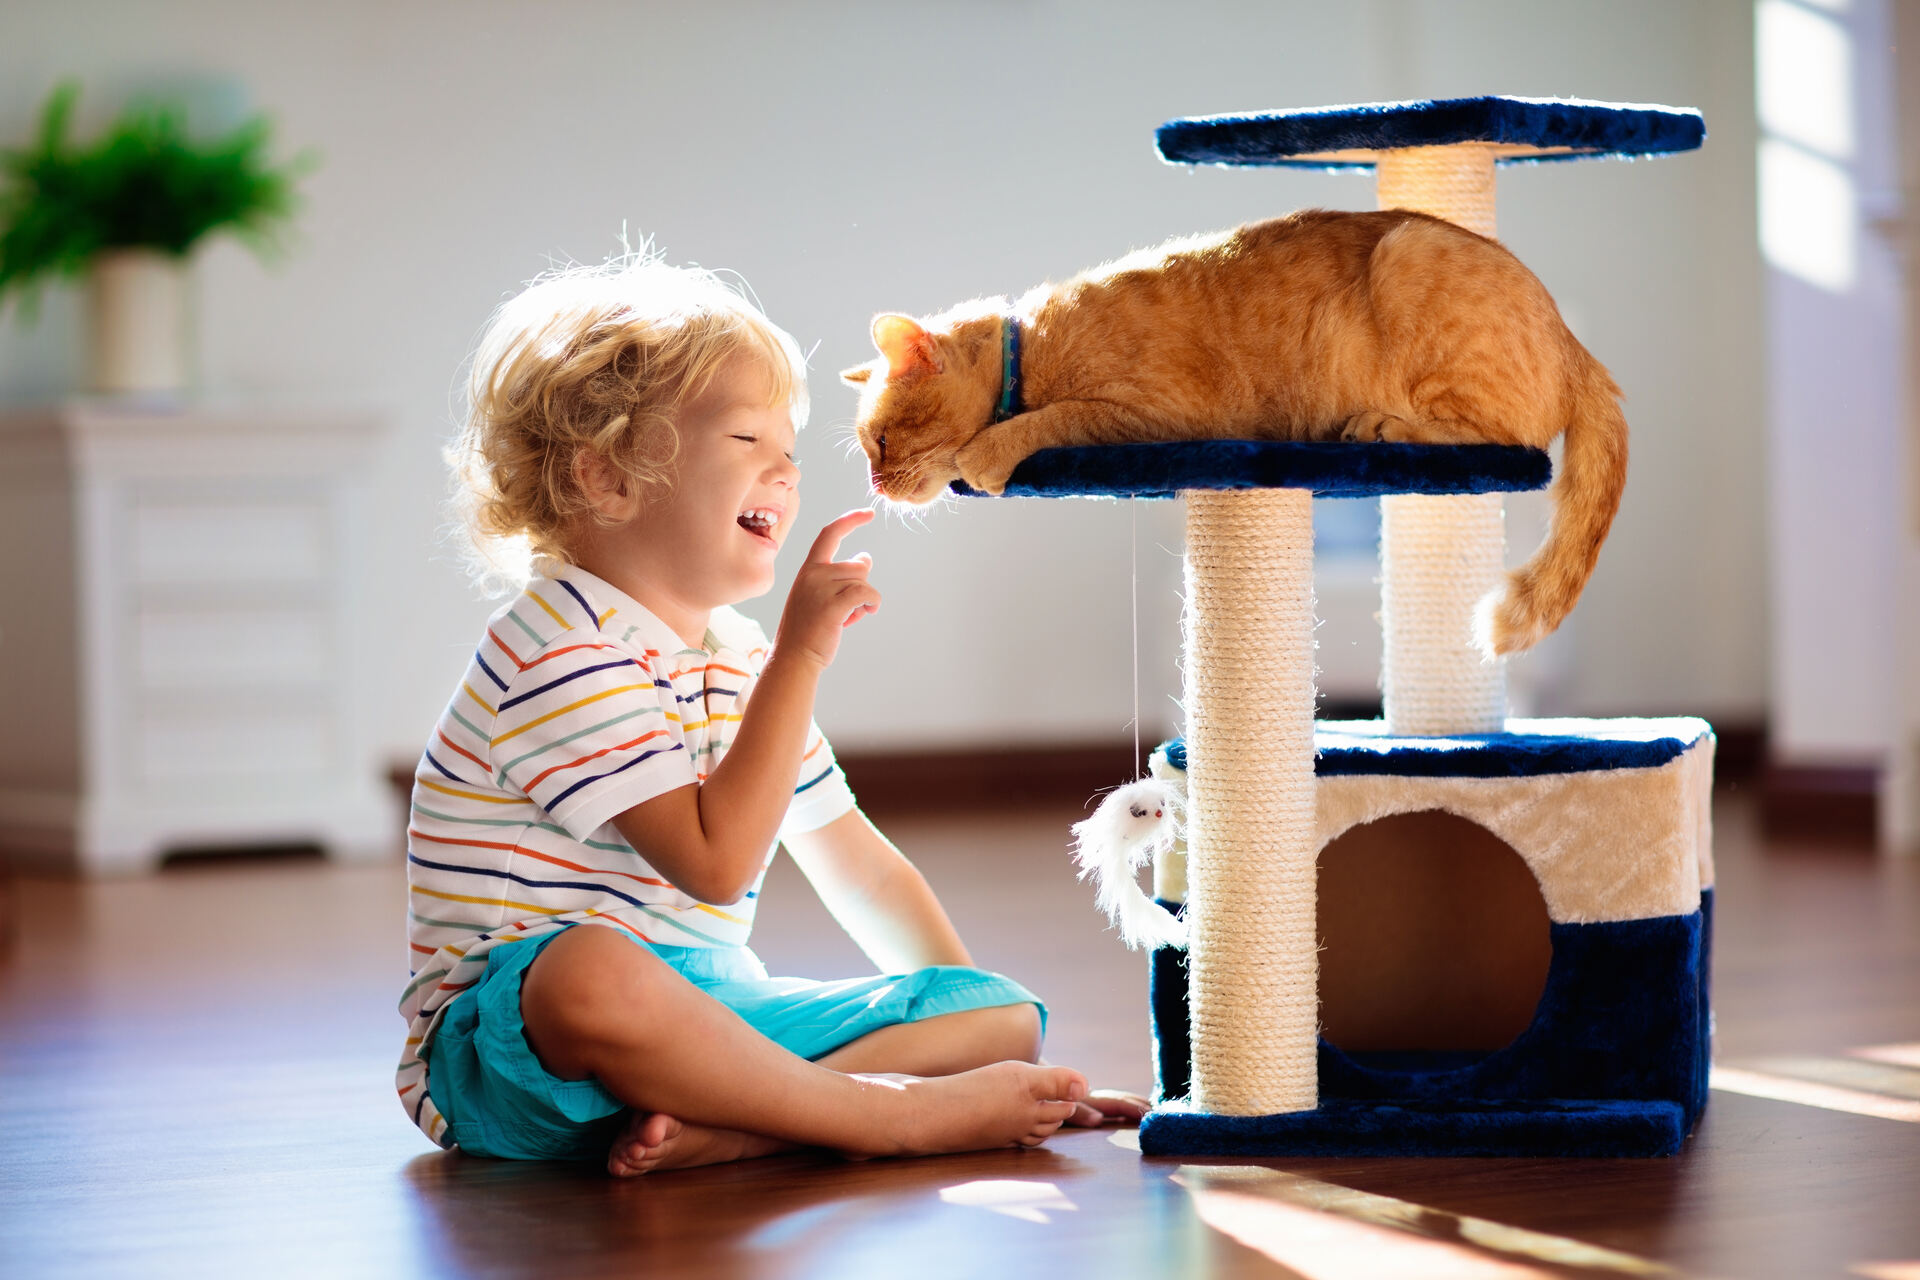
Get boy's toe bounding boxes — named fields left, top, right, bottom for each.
left=1035, top=1066, right=1087, bottom=1102
left=1065, top=1101, right=1105, bottom=1127
left=606, top=1111, right=683, bottom=1177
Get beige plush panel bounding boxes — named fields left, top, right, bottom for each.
left=1693, top=734, right=1718, bottom=891
left=1314, top=736, right=1713, bottom=925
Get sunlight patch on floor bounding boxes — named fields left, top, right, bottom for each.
left=1711, top=1064, right=1920, bottom=1122
left=937, top=1179, right=1077, bottom=1224
left=1174, top=1166, right=1678, bottom=1279
left=1851, top=1263, right=1920, bottom=1280
left=1851, top=1042, right=1920, bottom=1070
left=1742, top=1055, right=1920, bottom=1101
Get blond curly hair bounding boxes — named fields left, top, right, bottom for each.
left=448, top=253, right=809, bottom=587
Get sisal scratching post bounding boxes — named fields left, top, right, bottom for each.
left=1182, top=488, right=1318, bottom=1115
left=1376, top=145, right=1508, bottom=735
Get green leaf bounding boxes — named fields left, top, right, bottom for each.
left=0, top=80, right=316, bottom=316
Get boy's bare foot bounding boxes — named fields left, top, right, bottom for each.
left=605, top=1111, right=793, bottom=1178
left=854, top=1061, right=1087, bottom=1157
left=1064, top=1088, right=1152, bottom=1127
left=603, top=1064, right=1088, bottom=1173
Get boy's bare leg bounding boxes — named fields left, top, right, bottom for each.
left=604, top=1004, right=1044, bottom=1175
left=815, top=1003, right=1044, bottom=1075
left=816, top=1007, right=1148, bottom=1129
left=520, top=926, right=1085, bottom=1177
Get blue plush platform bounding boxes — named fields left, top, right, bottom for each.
left=949, top=440, right=1549, bottom=500
left=1163, top=717, right=1713, bottom=778
left=1140, top=1097, right=1687, bottom=1159
left=1156, top=96, right=1706, bottom=171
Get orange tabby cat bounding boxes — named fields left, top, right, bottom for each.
left=840, top=209, right=1626, bottom=656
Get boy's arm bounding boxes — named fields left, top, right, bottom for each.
left=609, top=512, right=878, bottom=905
left=781, top=808, right=972, bottom=973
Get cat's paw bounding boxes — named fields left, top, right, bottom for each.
left=1340, top=411, right=1398, bottom=443
left=956, top=433, right=1021, bottom=495
left=1344, top=413, right=1435, bottom=444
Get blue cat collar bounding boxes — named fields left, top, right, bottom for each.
left=994, top=315, right=1024, bottom=422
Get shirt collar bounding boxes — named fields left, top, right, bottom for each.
left=543, top=563, right=711, bottom=657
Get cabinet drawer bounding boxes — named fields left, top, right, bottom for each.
left=129, top=499, right=330, bottom=586
left=135, top=606, right=333, bottom=689
left=135, top=707, right=337, bottom=783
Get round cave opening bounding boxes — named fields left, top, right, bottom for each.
left=1317, top=809, right=1553, bottom=1057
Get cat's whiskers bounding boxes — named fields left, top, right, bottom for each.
left=868, top=475, right=943, bottom=526
left=829, top=421, right=866, bottom=456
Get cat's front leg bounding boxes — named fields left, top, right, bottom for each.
left=957, top=402, right=1154, bottom=494
left=956, top=420, right=1047, bottom=495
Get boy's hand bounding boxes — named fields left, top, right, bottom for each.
left=775, top=509, right=880, bottom=670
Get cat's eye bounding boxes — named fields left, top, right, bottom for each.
left=877, top=433, right=887, bottom=463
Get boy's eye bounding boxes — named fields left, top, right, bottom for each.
left=732, top=435, right=757, bottom=443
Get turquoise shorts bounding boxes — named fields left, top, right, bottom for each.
left=425, top=923, right=1046, bottom=1162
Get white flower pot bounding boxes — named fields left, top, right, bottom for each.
left=88, top=248, right=193, bottom=396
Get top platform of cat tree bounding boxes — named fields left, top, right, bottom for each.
left=949, top=440, right=1550, bottom=500
left=1155, top=96, right=1706, bottom=171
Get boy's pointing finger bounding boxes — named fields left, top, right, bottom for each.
left=808, top=508, right=876, bottom=564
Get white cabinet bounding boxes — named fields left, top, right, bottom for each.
left=0, top=402, right=391, bottom=874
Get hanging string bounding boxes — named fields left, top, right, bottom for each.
left=1131, top=495, right=1142, bottom=781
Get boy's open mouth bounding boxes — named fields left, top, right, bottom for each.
left=737, top=507, right=780, bottom=545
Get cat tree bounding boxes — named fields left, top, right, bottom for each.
left=962, top=97, right=1715, bottom=1156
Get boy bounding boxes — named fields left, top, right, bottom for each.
left=399, top=257, right=1138, bottom=1176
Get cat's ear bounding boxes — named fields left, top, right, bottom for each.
left=871, top=313, right=942, bottom=378
left=840, top=365, right=872, bottom=385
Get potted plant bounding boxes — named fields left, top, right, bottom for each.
left=0, top=82, right=313, bottom=397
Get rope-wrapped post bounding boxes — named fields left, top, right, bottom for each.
left=1375, top=144, right=1509, bottom=736
left=1182, top=488, right=1318, bottom=1115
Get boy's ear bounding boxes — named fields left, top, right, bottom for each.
left=573, top=448, right=636, bottom=519
left=871, top=313, right=941, bottom=379
left=840, top=365, right=872, bottom=385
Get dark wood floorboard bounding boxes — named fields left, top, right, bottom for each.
left=2, top=793, right=1917, bottom=1279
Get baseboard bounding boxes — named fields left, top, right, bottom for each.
left=1711, top=722, right=1766, bottom=786
left=836, top=743, right=1139, bottom=818
left=1759, top=759, right=1879, bottom=844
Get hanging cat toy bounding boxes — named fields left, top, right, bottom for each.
left=1070, top=769, right=1187, bottom=952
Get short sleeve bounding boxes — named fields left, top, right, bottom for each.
left=780, top=722, right=858, bottom=839
left=492, top=641, right=696, bottom=841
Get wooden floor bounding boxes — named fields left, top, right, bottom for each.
left=2, top=791, right=1918, bottom=1279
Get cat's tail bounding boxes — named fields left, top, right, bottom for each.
left=1474, top=352, right=1629, bottom=656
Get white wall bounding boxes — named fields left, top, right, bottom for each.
left=1880, top=0, right=1920, bottom=851
left=0, top=0, right=1770, bottom=770
left=1761, top=0, right=1908, bottom=779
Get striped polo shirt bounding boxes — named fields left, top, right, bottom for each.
left=396, top=563, right=856, bottom=1146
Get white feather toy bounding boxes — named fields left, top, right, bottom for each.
left=1070, top=778, right=1188, bottom=951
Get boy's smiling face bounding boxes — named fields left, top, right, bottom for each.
left=569, top=354, right=802, bottom=645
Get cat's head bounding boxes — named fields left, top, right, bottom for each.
left=841, top=312, right=996, bottom=505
